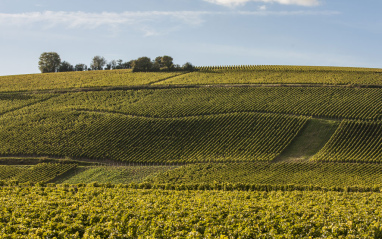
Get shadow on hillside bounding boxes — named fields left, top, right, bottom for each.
left=0, top=93, right=34, bottom=100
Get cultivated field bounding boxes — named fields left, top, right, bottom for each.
left=1, top=66, right=382, bottom=237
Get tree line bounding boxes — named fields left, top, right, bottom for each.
left=38, top=52, right=195, bottom=73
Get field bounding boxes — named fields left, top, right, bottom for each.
left=55, top=165, right=178, bottom=184
left=2, top=187, right=382, bottom=238
left=158, top=65, right=382, bottom=85
left=0, top=70, right=183, bottom=92
left=1, top=66, right=382, bottom=237
left=147, top=162, right=382, bottom=188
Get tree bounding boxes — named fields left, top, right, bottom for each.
left=182, top=62, right=195, bottom=72
left=110, top=60, right=117, bottom=70
left=38, top=52, right=61, bottom=73
left=90, top=56, right=107, bottom=70
left=74, top=64, right=87, bottom=71
left=116, top=59, right=123, bottom=69
left=161, top=55, right=173, bottom=71
left=132, top=57, right=152, bottom=72
left=58, top=61, right=74, bottom=72
left=121, top=61, right=133, bottom=69
left=154, top=56, right=163, bottom=68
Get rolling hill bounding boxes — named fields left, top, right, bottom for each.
left=0, top=65, right=381, bottom=185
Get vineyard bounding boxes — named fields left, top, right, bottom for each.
left=18, top=87, right=382, bottom=120
left=147, top=162, right=382, bottom=188
left=0, top=70, right=182, bottom=92
left=0, top=111, right=309, bottom=163
left=0, top=67, right=381, bottom=165
left=158, top=65, right=382, bottom=85
left=0, top=93, right=57, bottom=115
left=0, top=66, right=382, bottom=94
left=55, top=165, right=178, bottom=184
left=0, top=163, right=77, bottom=184
left=1, top=65, right=382, bottom=237
left=312, top=120, right=382, bottom=163
left=0, top=165, right=29, bottom=180
left=1, top=187, right=382, bottom=238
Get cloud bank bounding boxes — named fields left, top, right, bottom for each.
left=0, top=10, right=338, bottom=35
left=204, top=0, right=320, bottom=7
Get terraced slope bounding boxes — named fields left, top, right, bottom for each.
left=0, top=163, right=77, bottom=183
left=0, top=165, right=29, bottom=181
left=12, top=87, right=382, bottom=120
left=147, top=162, right=382, bottom=188
left=0, top=93, right=57, bottom=114
left=0, top=110, right=308, bottom=163
left=0, top=70, right=183, bottom=92
left=0, top=66, right=382, bottom=165
left=55, top=165, right=178, bottom=184
left=313, top=120, right=382, bottom=163
left=158, top=65, right=382, bottom=85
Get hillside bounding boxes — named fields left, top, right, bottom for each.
left=2, top=66, right=382, bottom=238
left=0, top=65, right=381, bottom=185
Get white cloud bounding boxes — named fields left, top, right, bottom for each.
left=204, top=0, right=320, bottom=7
left=259, top=5, right=267, bottom=10
left=0, top=10, right=338, bottom=36
left=0, top=11, right=208, bottom=29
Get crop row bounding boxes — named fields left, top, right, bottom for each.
left=0, top=93, right=57, bottom=115
left=2, top=163, right=78, bottom=184
left=0, top=111, right=308, bottom=163
left=1, top=187, right=382, bottom=238
left=0, top=70, right=182, bottom=92
left=56, top=165, right=178, bottom=184
left=161, top=66, right=382, bottom=85
left=313, top=120, right=382, bottom=163
left=196, top=65, right=382, bottom=72
left=147, top=162, right=382, bottom=188
left=16, top=87, right=382, bottom=121
left=0, top=165, right=29, bottom=180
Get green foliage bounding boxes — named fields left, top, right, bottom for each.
left=0, top=93, right=57, bottom=114
left=27, top=87, right=382, bottom=120
left=313, top=120, right=382, bottom=163
left=161, top=55, right=173, bottom=70
left=56, top=165, right=178, bottom=184
left=0, top=165, right=29, bottom=180
left=90, top=56, right=106, bottom=70
left=11, top=163, right=77, bottom=183
left=1, top=188, right=382, bottom=237
left=0, top=111, right=308, bottom=163
left=0, top=157, right=95, bottom=166
left=0, top=70, right=182, bottom=92
left=58, top=61, right=74, bottom=72
left=159, top=65, right=382, bottom=85
left=132, top=56, right=153, bottom=72
left=148, top=162, right=382, bottom=188
left=38, top=52, right=61, bottom=73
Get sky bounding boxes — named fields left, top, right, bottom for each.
left=0, top=0, right=381, bottom=76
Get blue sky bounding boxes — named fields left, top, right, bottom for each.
left=0, top=0, right=381, bottom=76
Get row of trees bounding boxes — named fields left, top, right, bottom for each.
left=38, top=52, right=195, bottom=73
